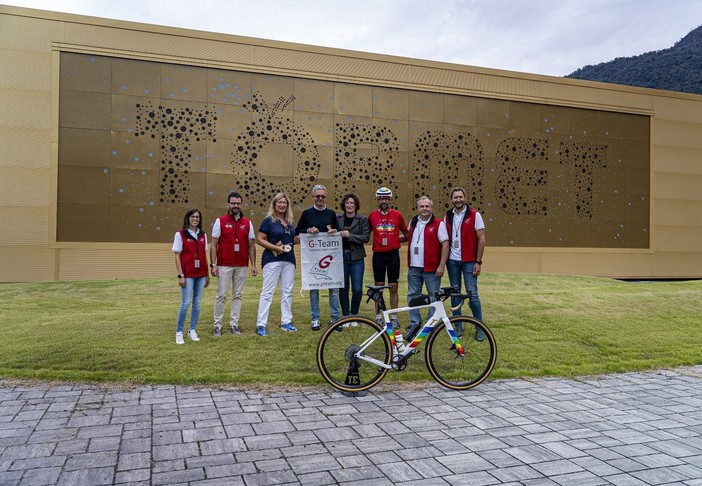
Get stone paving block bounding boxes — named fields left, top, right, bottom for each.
left=478, top=448, right=523, bottom=469
left=64, top=451, right=117, bottom=471
left=244, top=433, right=291, bottom=451
left=153, top=429, right=182, bottom=446
left=9, top=455, right=65, bottom=470
left=0, top=469, right=24, bottom=484
left=199, top=438, right=247, bottom=455
left=241, top=469, right=299, bottom=485
left=295, top=470, right=336, bottom=485
left=182, top=426, right=227, bottom=442
left=504, top=444, right=563, bottom=464
left=287, top=453, right=341, bottom=474
left=152, top=467, right=205, bottom=485
left=117, top=452, right=151, bottom=471
left=121, top=437, right=152, bottom=454
left=329, top=464, right=385, bottom=483
left=114, top=468, right=151, bottom=484
left=56, top=466, right=115, bottom=485
left=458, top=434, right=509, bottom=452
left=540, top=440, right=589, bottom=459
left=286, top=430, right=319, bottom=445
left=549, top=470, right=609, bottom=485
left=53, top=439, right=88, bottom=455
left=152, top=442, right=200, bottom=461
left=152, top=458, right=184, bottom=474
left=205, top=461, right=257, bottom=478
left=324, top=441, right=362, bottom=458
left=377, top=460, right=424, bottom=482
left=490, top=464, right=544, bottom=483
left=255, top=458, right=290, bottom=472
left=224, top=423, right=255, bottom=438
left=436, top=451, right=493, bottom=474
left=186, top=453, right=235, bottom=469
left=235, top=448, right=282, bottom=463
left=530, top=458, right=584, bottom=477
left=76, top=424, right=123, bottom=439
left=313, top=426, right=360, bottom=443
left=0, top=443, right=56, bottom=461
left=18, top=465, right=62, bottom=485
left=606, top=457, right=649, bottom=473
left=353, top=436, right=402, bottom=454
left=89, top=436, right=121, bottom=452
left=252, top=420, right=296, bottom=435
left=430, top=438, right=471, bottom=455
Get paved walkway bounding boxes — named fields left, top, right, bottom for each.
left=2, top=367, right=702, bottom=485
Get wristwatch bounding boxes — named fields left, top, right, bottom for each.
left=475, top=261, right=482, bottom=265
left=177, top=274, right=184, bottom=278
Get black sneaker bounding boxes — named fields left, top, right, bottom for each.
left=212, top=327, right=222, bottom=337
left=311, top=320, right=321, bottom=331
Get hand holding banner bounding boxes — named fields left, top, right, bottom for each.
left=300, top=233, right=344, bottom=290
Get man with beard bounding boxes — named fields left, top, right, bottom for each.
left=444, top=186, right=486, bottom=340
left=210, top=191, right=258, bottom=336
left=368, top=187, right=409, bottom=329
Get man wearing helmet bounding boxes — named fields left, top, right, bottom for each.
left=368, top=187, right=409, bottom=328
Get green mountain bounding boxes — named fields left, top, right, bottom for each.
left=565, top=25, right=702, bottom=95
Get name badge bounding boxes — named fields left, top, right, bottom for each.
left=413, top=247, right=419, bottom=255
left=453, top=240, right=459, bottom=249
left=194, top=260, right=200, bottom=268
left=382, top=237, right=387, bottom=246
left=234, top=244, right=240, bottom=252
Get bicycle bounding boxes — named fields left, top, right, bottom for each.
left=316, top=285, right=497, bottom=392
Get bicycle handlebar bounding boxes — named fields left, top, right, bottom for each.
left=365, top=285, right=470, bottom=311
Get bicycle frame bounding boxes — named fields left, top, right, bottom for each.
left=353, top=300, right=465, bottom=370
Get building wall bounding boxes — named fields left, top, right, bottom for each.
left=1, top=5, right=701, bottom=281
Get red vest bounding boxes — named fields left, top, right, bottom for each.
left=444, top=208, right=478, bottom=262
left=180, top=229, right=208, bottom=278
left=407, top=215, right=443, bottom=272
left=216, top=214, right=251, bottom=267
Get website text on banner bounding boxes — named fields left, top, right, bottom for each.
left=300, top=233, right=344, bottom=290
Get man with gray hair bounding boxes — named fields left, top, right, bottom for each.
left=296, top=184, right=341, bottom=331
left=405, top=196, right=449, bottom=340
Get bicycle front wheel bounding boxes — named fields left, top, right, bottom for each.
left=425, top=317, right=496, bottom=390
left=316, top=316, right=392, bottom=393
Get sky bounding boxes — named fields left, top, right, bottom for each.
left=4, top=0, right=702, bottom=77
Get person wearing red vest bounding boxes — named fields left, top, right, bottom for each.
left=210, top=191, right=258, bottom=336
left=444, top=186, right=486, bottom=341
left=406, top=196, right=449, bottom=334
left=172, top=208, right=210, bottom=345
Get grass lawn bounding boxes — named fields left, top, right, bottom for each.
left=1, top=273, right=701, bottom=389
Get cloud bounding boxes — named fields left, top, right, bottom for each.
left=4, top=0, right=702, bottom=76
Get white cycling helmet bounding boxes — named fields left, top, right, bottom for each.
left=375, top=187, right=393, bottom=199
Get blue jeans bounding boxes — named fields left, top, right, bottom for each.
left=339, top=252, right=365, bottom=316
left=310, top=288, right=340, bottom=322
left=447, top=259, right=482, bottom=321
left=176, top=276, right=206, bottom=333
left=407, top=266, right=442, bottom=325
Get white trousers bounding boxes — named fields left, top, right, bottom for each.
left=256, top=261, right=295, bottom=327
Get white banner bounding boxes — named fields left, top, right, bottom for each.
left=300, top=233, right=344, bottom=290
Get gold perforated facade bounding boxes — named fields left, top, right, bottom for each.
left=1, top=5, right=701, bottom=281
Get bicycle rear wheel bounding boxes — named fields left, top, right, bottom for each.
left=425, top=317, right=496, bottom=390
left=316, top=316, right=392, bottom=392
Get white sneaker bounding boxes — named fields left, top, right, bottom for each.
left=188, top=330, right=200, bottom=341
left=175, top=332, right=184, bottom=345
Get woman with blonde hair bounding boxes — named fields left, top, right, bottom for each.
left=255, top=192, right=297, bottom=336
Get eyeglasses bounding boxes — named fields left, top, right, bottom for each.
left=189, top=215, right=201, bottom=219
left=314, top=195, right=326, bottom=199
